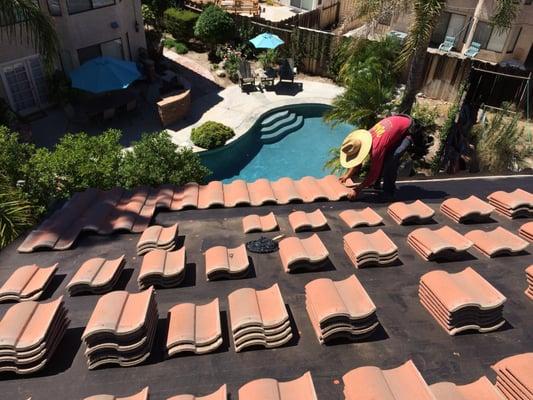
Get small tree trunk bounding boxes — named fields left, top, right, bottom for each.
left=400, top=41, right=429, bottom=114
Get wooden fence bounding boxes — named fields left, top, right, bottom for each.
left=281, top=0, right=339, bottom=30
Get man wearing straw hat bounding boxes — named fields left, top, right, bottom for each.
left=339, top=114, right=415, bottom=201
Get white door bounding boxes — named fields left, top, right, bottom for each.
left=1, top=56, right=49, bottom=115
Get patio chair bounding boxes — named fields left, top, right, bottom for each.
left=279, top=58, right=295, bottom=83
left=237, top=60, right=256, bottom=90
left=438, top=36, right=455, bottom=52
left=464, top=42, right=481, bottom=58
left=63, top=103, right=89, bottom=125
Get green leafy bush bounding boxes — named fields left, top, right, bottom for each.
left=164, top=8, right=199, bottom=42
left=258, top=49, right=278, bottom=69
left=163, top=38, right=189, bottom=54
left=0, top=126, right=35, bottom=186
left=194, top=5, right=234, bottom=48
left=0, top=175, right=34, bottom=250
left=191, top=121, right=235, bottom=149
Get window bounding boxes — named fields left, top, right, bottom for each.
left=446, top=14, right=467, bottom=48
left=47, top=0, right=61, bottom=16
left=431, top=12, right=451, bottom=45
left=77, top=38, right=124, bottom=65
left=472, top=22, right=509, bottom=52
left=430, top=12, right=468, bottom=48
left=67, top=0, right=114, bottom=14
left=472, top=21, right=492, bottom=48
left=507, top=27, right=522, bottom=53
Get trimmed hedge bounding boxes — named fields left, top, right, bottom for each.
left=191, top=121, right=235, bottom=149
left=164, top=8, right=199, bottom=42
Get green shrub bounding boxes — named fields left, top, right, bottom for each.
left=191, top=121, right=235, bottom=149
left=194, top=5, right=234, bottom=48
left=163, top=38, right=189, bottom=54
left=164, top=8, right=199, bottom=42
left=0, top=175, right=34, bottom=250
left=0, top=126, right=35, bottom=186
left=120, top=131, right=210, bottom=188
left=258, top=49, right=278, bottom=69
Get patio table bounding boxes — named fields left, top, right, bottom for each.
left=255, top=68, right=276, bottom=88
left=81, top=90, right=138, bottom=117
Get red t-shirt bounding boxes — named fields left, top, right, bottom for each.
left=360, top=115, right=412, bottom=189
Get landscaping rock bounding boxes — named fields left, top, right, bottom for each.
left=215, top=70, right=226, bottom=78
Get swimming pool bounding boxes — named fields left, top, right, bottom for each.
left=200, top=104, right=354, bottom=182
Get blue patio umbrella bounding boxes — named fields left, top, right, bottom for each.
left=69, top=56, right=141, bottom=94
left=250, top=33, right=284, bottom=49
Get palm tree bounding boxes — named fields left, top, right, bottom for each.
left=351, top=0, right=520, bottom=113
left=0, top=0, right=59, bottom=69
left=0, top=175, right=34, bottom=249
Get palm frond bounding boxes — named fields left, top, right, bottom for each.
left=491, top=0, right=520, bottom=32
left=0, top=177, right=34, bottom=249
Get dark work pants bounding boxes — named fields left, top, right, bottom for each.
left=382, top=136, right=413, bottom=196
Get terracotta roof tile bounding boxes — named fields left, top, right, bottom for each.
left=224, top=180, right=251, bottom=207
left=305, top=275, right=379, bottom=343
left=247, top=179, right=277, bottom=206
left=0, top=263, right=57, bottom=302
left=84, top=387, right=149, bottom=400
left=228, top=283, right=292, bottom=352
left=339, top=207, right=383, bottom=228
left=242, top=212, right=279, bottom=233
left=316, top=175, right=351, bottom=201
left=66, top=256, right=125, bottom=296
left=271, top=177, right=302, bottom=204
left=440, top=196, right=495, bottom=223
left=294, top=176, right=330, bottom=203
left=491, top=353, right=533, bottom=399
left=82, top=287, right=158, bottom=369
left=137, top=224, right=179, bottom=255
left=407, top=226, right=472, bottom=261
left=0, top=297, right=69, bottom=374
left=430, top=377, right=504, bottom=400
left=519, top=221, right=533, bottom=242
left=170, top=183, right=199, bottom=210
left=388, top=200, right=435, bottom=225
left=343, top=229, right=398, bottom=268
left=205, top=244, right=249, bottom=280
left=197, top=181, right=224, bottom=209
left=278, top=234, right=329, bottom=272
left=166, top=298, right=222, bottom=356
left=465, top=227, right=529, bottom=258
left=138, top=248, right=186, bottom=289
left=419, top=267, right=506, bottom=335
left=343, top=360, right=435, bottom=400
left=488, top=189, right=533, bottom=219
left=526, top=265, right=533, bottom=301
left=166, top=385, right=226, bottom=400
left=239, top=371, right=318, bottom=400
left=288, top=209, right=328, bottom=232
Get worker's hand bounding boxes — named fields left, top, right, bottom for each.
left=347, top=186, right=360, bottom=201
left=339, top=174, right=349, bottom=184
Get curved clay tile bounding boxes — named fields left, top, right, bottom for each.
left=247, top=179, right=277, bottom=206
left=138, top=248, right=186, bottom=289
left=228, top=284, right=292, bottom=352
left=137, top=223, right=179, bottom=255
left=465, top=227, right=529, bottom=258
left=305, top=275, right=379, bottom=343
left=66, top=256, right=125, bottom=296
left=167, top=298, right=222, bottom=356
left=488, top=188, right=533, bottom=218
left=343, top=360, right=435, bottom=400
left=407, top=226, right=472, bottom=261
left=0, top=263, right=57, bottom=302
left=526, top=265, right=533, bottom=300
left=343, top=230, right=398, bottom=268
left=339, top=208, right=383, bottom=228
left=294, top=176, right=329, bottom=203
left=198, top=181, right=225, bottom=209
left=242, top=212, right=278, bottom=233
left=170, top=182, right=200, bottom=210
left=278, top=234, right=329, bottom=272
left=271, top=177, right=302, bottom=204
left=167, top=385, right=227, bottom=400
left=288, top=209, right=328, bottom=232
left=519, top=221, right=533, bottom=242
left=239, top=371, right=318, bottom=400
left=80, top=188, right=124, bottom=234
left=205, top=244, right=249, bottom=280
left=430, top=377, right=505, bottom=400
left=153, top=184, right=175, bottom=209
left=491, top=353, right=533, bottom=399
left=17, top=230, right=62, bottom=253
left=387, top=200, right=435, bottom=225
left=223, top=180, right=251, bottom=207
left=106, top=187, right=151, bottom=234
left=84, top=387, right=149, bottom=400
left=316, top=175, right=352, bottom=201
left=440, top=195, right=494, bottom=223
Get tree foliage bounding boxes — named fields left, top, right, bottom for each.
left=194, top=5, right=234, bottom=47
left=164, top=8, right=199, bottom=42
left=0, top=126, right=35, bottom=186
left=0, top=175, right=33, bottom=250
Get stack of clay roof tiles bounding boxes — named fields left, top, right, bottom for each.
left=242, top=212, right=278, bottom=233
left=204, top=244, right=249, bottom=280
left=166, top=299, right=222, bottom=356
left=519, top=221, right=533, bottom=242
left=491, top=353, right=533, bottom=400
left=429, top=377, right=505, bottom=400
left=419, top=267, right=506, bottom=335
left=138, top=248, right=186, bottom=289
left=238, top=372, right=318, bottom=400
left=343, top=230, right=398, bottom=268
left=338, top=207, right=383, bottom=228
left=305, top=275, right=379, bottom=343
left=288, top=209, right=328, bottom=232
left=0, top=297, right=69, bottom=374
left=465, top=227, right=529, bottom=258
left=84, top=387, right=149, bottom=400
left=0, top=263, right=57, bottom=302
left=387, top=200, right=435, bottom=225
left=66, top=256, right=125, bottom=296
left=407, top=226, right=473, bottom=261
left=167, top=385, right=227, bottom=400
left=487, top=189, right=533, bottom=219
left=136, top=224, right=178, bottom=255
left=82, top=287, right=158, bottom=369
left=526, top=265, right=533, bottom=300
left=342, top=360, right=435, bottom=399
left=440, top=196, right=495, bottom=223
left=17, top=175, right=350, bottom=253
left=278, top=234, right=329, bottom=272
left=228, top=284, right=292, bottom=352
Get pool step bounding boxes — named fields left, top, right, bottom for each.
left=260, top=112, right=298, bottom=135
left=261, top=115, right=304, bottom=144
left=261, top=110, right=290, bottom=128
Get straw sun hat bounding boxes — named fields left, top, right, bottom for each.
left=339, top=129, right=372, bottom=169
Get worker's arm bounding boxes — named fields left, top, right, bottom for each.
left=359, top=152, right=385, bottom=190
left=339, top=165, right=361, bottom=184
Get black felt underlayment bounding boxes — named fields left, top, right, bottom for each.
left=0, top=175, right=531, bottom=400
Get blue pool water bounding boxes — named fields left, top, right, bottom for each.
left=200, top=104, right=354, bottom=182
